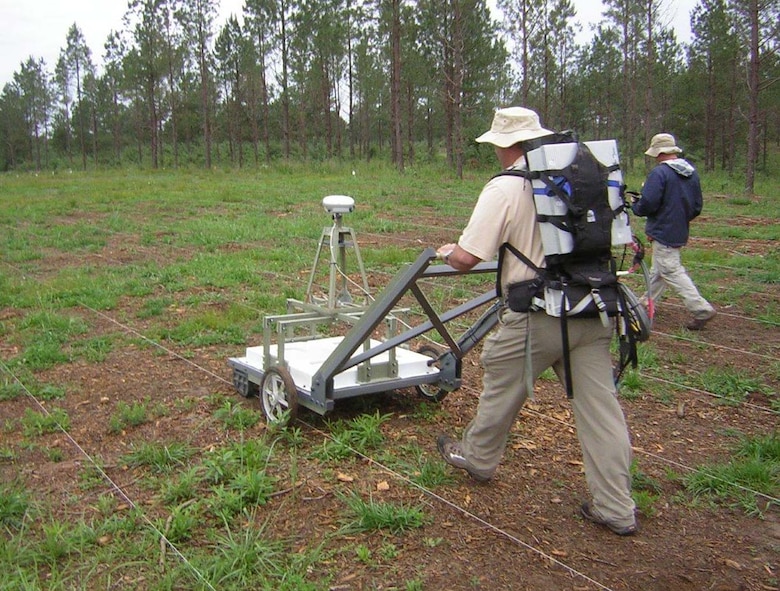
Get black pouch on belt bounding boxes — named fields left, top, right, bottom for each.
left=506, top=277, right=544, bottom=312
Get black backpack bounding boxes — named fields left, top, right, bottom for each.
left=494, top=133, right=648, bottom=398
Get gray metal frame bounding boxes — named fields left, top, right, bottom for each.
left=229, top=247, right=499, bottom=416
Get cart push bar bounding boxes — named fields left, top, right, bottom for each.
left=229, top=247, right=500, bottom=422
left=308, top=248, right=499, bottom=405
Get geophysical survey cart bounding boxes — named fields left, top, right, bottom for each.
left=228, top=195, right=500, bottom=424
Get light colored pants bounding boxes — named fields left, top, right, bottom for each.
left=648, top=242, right=715, bottom=320
left=461, top=309, right=636, bottom=528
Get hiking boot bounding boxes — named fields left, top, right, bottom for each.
left=580, top=502, right=637, bottom=536
left=436, top=435, right=492, bottom=482
left=686, top=310, right=716, bottom=331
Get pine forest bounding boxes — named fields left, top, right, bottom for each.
left=1, top=0, right=778, bottom=195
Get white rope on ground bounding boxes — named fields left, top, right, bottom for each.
left=650, top=328, right=780, bottom=362
left=75, top=307, right=780, bottom=579
left=652, top=299, right=780, bottom=328
left=0, top=358, right=218, bottom=591
left=638, top=373, right=778, bottom=416
left=515, top=393, right=780, bottom=506
left=76, top=305, right=617, bottom=591
left=83, top=304, right=229, bottom=384
left=2, top=247, right=777, bottom=585
left=298, top=417, right=618, bottom=591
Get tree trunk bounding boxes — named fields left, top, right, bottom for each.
left=744, top=0, right=760, bottom=196
left=390, top=0, right=404, bottom=172
left=643, top=0, right=655, bottom=147
left=75, top=63, right=87, bottom=171
left=148, top=73, right=159, bottom=169
left=452, top=0, right=464, bottom=179
left=406, top=79, right=414, bottom=165
left=280, top=1, right=291, bottom=159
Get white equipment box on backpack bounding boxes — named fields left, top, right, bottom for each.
left=496, top=135, right=652, bottom=398
left=526, top=139, right=633, bottom=257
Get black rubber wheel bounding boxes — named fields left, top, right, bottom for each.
left=414, top=344, right=449, bottom=402
left=259, top=366, right=299, bottom=425
left=233, top=368, right=259, bottom=398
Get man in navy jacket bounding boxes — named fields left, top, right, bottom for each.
left=632, top=133, right=716, bottom=330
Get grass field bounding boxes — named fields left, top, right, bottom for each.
left=1, top=162, right=778, bottom=591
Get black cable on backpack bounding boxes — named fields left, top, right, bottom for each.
left=613, top=286, right=637, bottom=387
left=559, top=290, right=575, bottom=399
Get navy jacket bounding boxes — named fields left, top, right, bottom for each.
left=632, top=159, right=703, bottom=247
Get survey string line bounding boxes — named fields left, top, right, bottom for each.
left=504, top=390, right=780, bottom=505
left=3, top=257, right=777, bottom=415
left=80, top=306, right=780, bottom=556
left=79, top=307, right=617, bottom=591
left=0, top=303, right=617, bottom=591
left=638, top=373, right=778, bottom=416
left=7, top=301, right=773, bottom=589
left=0, top=357, right=219, bottom=591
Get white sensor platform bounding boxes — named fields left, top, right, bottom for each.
left=241, top=337, right=438, bottom=392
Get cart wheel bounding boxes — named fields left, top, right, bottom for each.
left=233, top=368, right=259, bottom=398
left=415, top=345, right=449, bottom=402
left=260, top=366, right=299, bottom=425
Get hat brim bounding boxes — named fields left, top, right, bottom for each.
left=475, top=127, right=554, bottom=148
left=645, top=146, right=682, bottom=157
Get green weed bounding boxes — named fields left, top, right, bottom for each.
left=195, top=522, right=324, bottom=590
left=33, top=382, right=67, bottom=401
left=315, top=411, right=391, bottom=460
left=355, top=543, right=373, bottom=564
left=697, top=367, right=770, bottom=406
left=0, top=483, right=32, bottom=529
left=631, top=462, right=663, bottom=517
left=379, top=542, right=399, bottom=560
left=78, top=461, right=106, bottom=491
left=109, top=400, right=149, bottom=433
left=19, top=338, right=70, bottom=370
left=392, top=445, right=456, bottom=488
left=200, top=439, right=279, bottom=519
left=0, top=447, right=16, bottom=462
left=0, top=380, right=24, bottom=401
left=618, top=369, right=644, bottom=400
left=213, top=400, right=261, bottom=431
left=681, top=432, right=779, bottom=516
left=423, top=537, right=444, bottom=548
left=121, top=441, right=196, bottom=473
left=340, top=491, right=428, bottom=534
left=160, top=503, right=199, bottom=543
left=71, top=335, right=115, bottom=363
left=21, top=407, right=69, bottom=437
left=161, top=466, right=203, bottom=504
left=137, top=296, right=174, bottom=319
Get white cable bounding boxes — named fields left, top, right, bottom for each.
left=78, top=306, right=616, bottom=591
left=0, top=358, right=218, bottom=591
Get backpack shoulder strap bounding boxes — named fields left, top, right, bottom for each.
left=491, top=167, right=546, bottom=297
left=496, top=242, right=544, bottom=298
left=492, top=168, right=539, bottom=181
left=502, top=242, right=541, bottom=272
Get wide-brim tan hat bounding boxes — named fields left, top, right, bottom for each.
left=645, top=133, right=683, bottom=157
left=475, top=107, right=553, bottom=148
